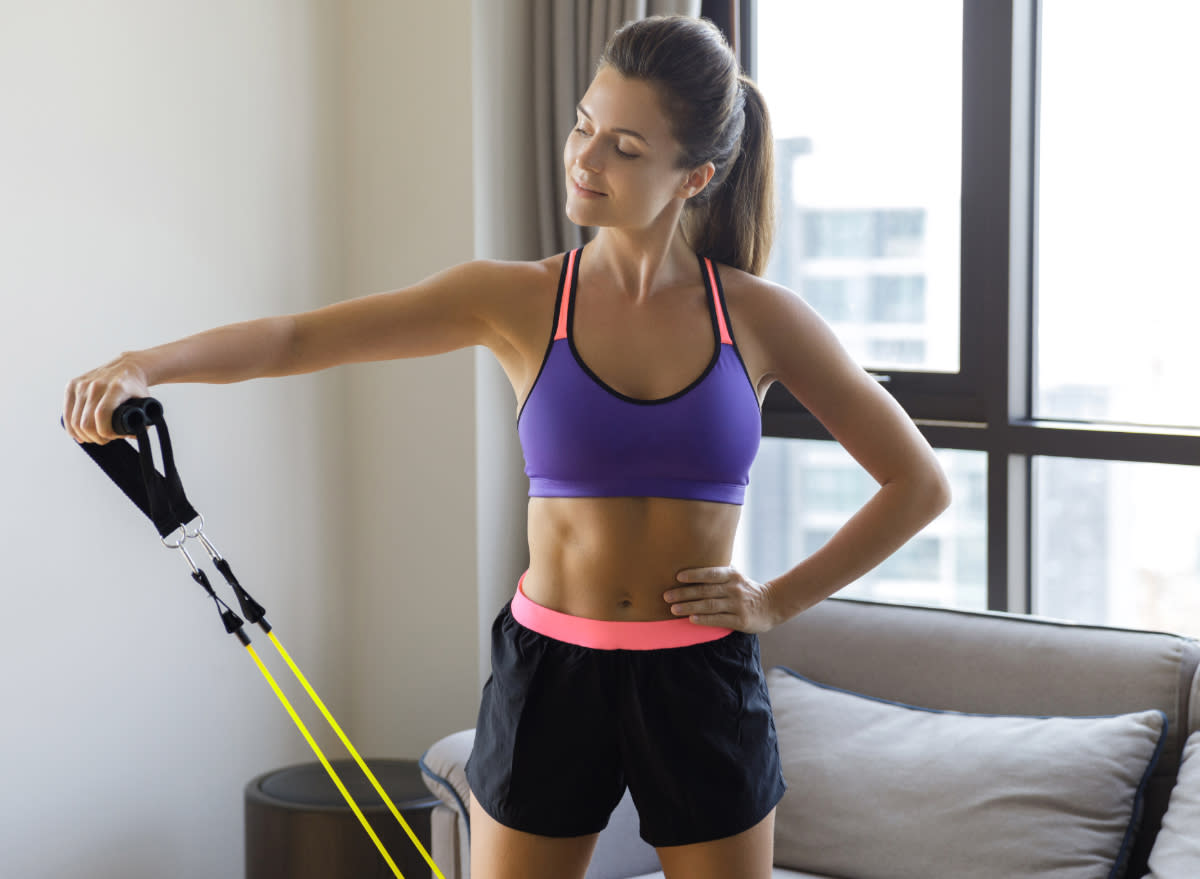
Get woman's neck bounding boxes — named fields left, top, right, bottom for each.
left=587, top=226, right=697, bottom=303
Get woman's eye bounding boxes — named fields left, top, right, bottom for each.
left=573, top=123, right=636, bottom=159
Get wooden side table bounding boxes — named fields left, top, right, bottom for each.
left=245, top=758, right=441, bottom=879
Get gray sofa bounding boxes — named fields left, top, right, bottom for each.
left=420, top=597, right=1200, bottom=878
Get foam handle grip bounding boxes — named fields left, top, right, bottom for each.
left=111, top=397, right=163, bottom=435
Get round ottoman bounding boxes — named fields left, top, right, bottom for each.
left=245, top=758, right=440, bottom=879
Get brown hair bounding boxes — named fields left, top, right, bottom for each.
left=599, top=16, right=775, bottom=276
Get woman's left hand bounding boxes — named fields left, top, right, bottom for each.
left=664, top=566, right=781, bottom=634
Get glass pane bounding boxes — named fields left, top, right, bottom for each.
left=735, top=440, right=986, bottom=610
left=1037, top=1, right=1200, bottom=427
left=1034, top=457, right=1200, bottom=637
left=754, top=0, right=962, bottom=373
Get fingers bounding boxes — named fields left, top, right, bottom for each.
left=664, top=567, right=776, bottom=632
left=687, top=612, right=742, bottom=629
left=664, top=582, right=724, bottom=604
left=64, top=354, right=152, bottom=444
left=63, top=378, right=97, bottom=444
left=669, top=596, right=728, bottom=618
left=664, top=580, right=735, bottom=618
left=63, top=379, right=100, bottom=444
left=675, top=565, right=734, bottom=584
left=91, top=389, right=121, bottom=443
left=63, top=367, right=142, bottom=444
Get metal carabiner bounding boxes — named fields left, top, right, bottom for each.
left=161, top=525, right=188, bottom=550
left=161, top=525, right=200, bottom=574
left=196, top=531, right=223, bottom=563
left=184, top=514, right=206, bottom=540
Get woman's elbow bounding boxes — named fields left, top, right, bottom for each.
left=918, top=459, right=953, bottom=522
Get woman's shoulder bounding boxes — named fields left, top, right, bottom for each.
left=461, top=253, right=568, bottom=280
left=457, top=254, right=569, bottom=297
left=712, top=260, right=837, bottom=383
left=712, top=261, right=806, bottom=320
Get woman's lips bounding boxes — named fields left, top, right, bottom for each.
left=572, top=179, right=606, bottom=198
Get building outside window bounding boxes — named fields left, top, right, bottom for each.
left=730, top=0, right=1200, bottom=637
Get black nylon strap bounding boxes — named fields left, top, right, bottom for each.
left=76, top=432, right=160, bottom=526
left=72, top=399, right=199, bottom=537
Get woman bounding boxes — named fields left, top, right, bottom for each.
left=64, top=16, right=950, bottom=879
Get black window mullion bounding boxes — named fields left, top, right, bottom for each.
left=964, top=0, right=1035, bottom=612
left=1011, top=421, right=1200, bottom=466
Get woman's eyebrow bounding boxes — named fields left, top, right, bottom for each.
left=577, top=104, right=650, bottom=145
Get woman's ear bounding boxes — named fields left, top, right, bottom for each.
left=678, top=162, right=717, bottom=199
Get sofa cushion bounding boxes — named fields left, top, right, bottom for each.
left=420, top=729, right=474, bottom=828
left=1146, top=732, right=1200, bottom=877
left=629, top=871, right=824, bottom=879
left=767, top=667, right=1167, bottom=879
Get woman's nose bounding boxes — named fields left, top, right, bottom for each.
left=574, top=141, right=602, bottom=174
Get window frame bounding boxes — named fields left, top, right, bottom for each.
left=709, top=0, right=1200, bottom=615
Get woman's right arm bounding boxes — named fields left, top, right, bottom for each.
left=64, top=259, right=520, bottom=444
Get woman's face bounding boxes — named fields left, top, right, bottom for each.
left=564, top=66, right=707, bottom=232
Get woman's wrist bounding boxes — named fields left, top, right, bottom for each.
left=761, top=577, right=794, bottom=627
left=113, top=350, right=155, bottom=387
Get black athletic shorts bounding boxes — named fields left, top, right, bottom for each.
left=464, top=599, right=787, bottom=848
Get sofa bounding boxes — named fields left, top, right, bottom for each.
left=420, top=596, right=1200, bottom=878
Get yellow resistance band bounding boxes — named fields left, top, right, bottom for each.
left=265, top=631, right=446, bottom=879
left=245, top=642, right=425, bottom=879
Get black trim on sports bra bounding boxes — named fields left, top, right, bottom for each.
left=704, top=253, right=761, bottom=403
left=566, top=248, right=724, bottom=406
left=515, top=253, right=571, bottom=424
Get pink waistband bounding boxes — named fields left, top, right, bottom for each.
left=511, top=573, right=733, bottom=650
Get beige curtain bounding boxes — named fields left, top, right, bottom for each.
left=532, top=0, right=702, bottom=255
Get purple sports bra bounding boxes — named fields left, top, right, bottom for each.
left=517, top=247, right=762, bottom=505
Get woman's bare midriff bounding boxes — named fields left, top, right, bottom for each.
left=523, top=496, right=742, bottom=621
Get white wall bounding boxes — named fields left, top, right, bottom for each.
left=0, top=4, right=346, bottom=877
left=0, top=0, right=514, bottom=876
left=339, top=0, right=481, bottom=757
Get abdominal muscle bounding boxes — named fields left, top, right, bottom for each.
left=523, top=496, right=742, bottom=621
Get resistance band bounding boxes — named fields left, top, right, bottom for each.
left=68, top=397, right=444, bottom=879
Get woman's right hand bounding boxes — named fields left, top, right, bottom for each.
left=63, top=354, right=151, bottom=445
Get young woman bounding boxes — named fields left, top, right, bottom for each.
left=64, top=16, right=950, bottom=879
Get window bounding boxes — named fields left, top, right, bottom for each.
left=715, top=0, right=1200, bottom=633
left=802, top=277, right=852, bottom=320
left=735, top=441, right=988, bottom=611
left=752, top=0, right=963, bottom=379
left=804, top=210, right=876, bottom=260
left=1034, top=457, right=1200, bottom=638
left=803, top=211, right=927, bottom=262
left=868, top=338, right=926, bottom=366
left=869, top=276, right=926, bottom=323
left=1036, top=0, right=1200, bottom=430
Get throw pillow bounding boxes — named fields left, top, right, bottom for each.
left=766, top=667, right=1166, bottom=879
left=1145, top=731, right=1200, bottom=877
left=420, top=728, right=473, bottom=825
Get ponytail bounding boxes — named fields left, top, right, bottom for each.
left=684, top=75, right=775, bottom=276
left=600, top=17, right=776, bottom=276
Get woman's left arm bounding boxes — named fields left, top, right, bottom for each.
left=667, top=277, right=952, bottom=631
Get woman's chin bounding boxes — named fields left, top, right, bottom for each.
left=565, top=203, right=603, bottom=227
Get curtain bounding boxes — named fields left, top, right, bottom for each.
left=532, top=0, right=702, bottom=255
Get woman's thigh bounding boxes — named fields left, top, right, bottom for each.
left=469, top=791, right=601, bottom=879
left=655, top=807, right=776, bottom=879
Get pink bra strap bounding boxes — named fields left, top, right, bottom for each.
left=704, top=258, right=733, bottom=345
left=554, top=249, right=579, bottom=342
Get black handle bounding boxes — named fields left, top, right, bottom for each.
left=111, top=397, right=163, bottom=435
